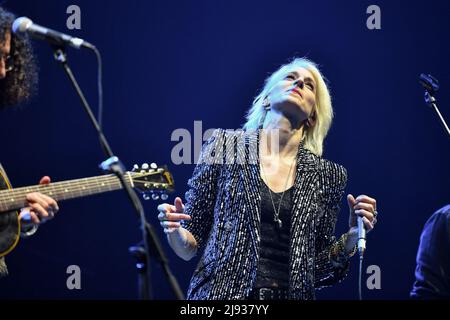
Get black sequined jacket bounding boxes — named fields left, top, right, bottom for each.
left=182, top=129, right=350, bottom=300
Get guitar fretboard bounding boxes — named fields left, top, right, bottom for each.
left=0, top=173, right=133, bottom=212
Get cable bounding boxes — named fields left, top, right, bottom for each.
left=358, top=254, right=364, bottom=300
left=92, top=46, right=103, bottom=129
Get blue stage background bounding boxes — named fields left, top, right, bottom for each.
left=0, top=0, right=449, bottom=299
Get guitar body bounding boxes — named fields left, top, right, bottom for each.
left=0, top=165, right=20, bottom=258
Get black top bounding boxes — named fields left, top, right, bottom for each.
left=253, top=180, right=293, bottom=290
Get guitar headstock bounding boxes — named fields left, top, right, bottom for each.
left=130, top=163, right=174, bottom=201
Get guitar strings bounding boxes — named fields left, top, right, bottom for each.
left=0, top=175, right=126, bottom=204
left=0, top=171, right=168, bottom=207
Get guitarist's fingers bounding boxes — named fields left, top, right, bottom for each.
left=26, top=192, right=59, bottom=215
left=38, top=193, right=59, bottom=213
left=39, top=176, right=51, bottom=185
left=29, top=212, right=41, bottom=224
left=29, top=202, right=49, bottom=220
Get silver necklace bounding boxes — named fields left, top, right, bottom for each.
left=260, top=157, right=295, bottom=229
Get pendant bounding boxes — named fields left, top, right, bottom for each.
left=275, top=218, right=283, bottom=229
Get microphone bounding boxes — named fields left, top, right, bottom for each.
left=419, top=73, right=439, bottom=93
left=12, top=17, right=95, bottom=50
left=357, top=216, right=366, bottom=256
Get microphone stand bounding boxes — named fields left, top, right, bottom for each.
left=51, top=46, right=184, bottom=300
left=424, top=91, right=450, bottom=138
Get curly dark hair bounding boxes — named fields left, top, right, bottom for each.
left=0, top=6, right=38, bottom=110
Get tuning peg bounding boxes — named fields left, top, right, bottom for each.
left=151, top=193, right=160, bottom=200
left=161, top=193, right=168, bottom=201
left=150, top=163, right=158, bottom=169
left=142, top=194, right=151, bottom=201
left=141, top=163, right=149, bottom=170
left=133, top=164, right=139, bottom=170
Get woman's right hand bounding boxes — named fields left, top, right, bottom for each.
left=157, top=197, right=191, bottom=234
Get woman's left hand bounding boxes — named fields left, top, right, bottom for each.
left=347, top=194, right=378, bottom=233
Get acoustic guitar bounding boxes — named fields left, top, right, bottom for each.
left=0, top=163, right=174, bottom=257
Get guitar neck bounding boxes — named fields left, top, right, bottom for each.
left=0, top=173, right=133, bottom=213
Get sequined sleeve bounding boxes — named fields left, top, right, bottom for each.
left=314, top=161, right=350, bottom=289
left=181, top=129, right=224, bottom=251
left=0, top=257, right=8, bottom=278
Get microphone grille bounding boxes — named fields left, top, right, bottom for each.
left=12, top=17, right=33, bottom=34
left=419, top=73, right=439, bottom=93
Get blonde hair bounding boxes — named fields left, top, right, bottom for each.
left=243, top=57, right=333, bottom=157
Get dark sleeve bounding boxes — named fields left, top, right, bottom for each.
left=410, top=205, right=450, bottom=299
left=0, top=164, right=10, bottom=277
left=314, top=162, right=351, bottom=289
left=181, top=129, right=224, bottom=252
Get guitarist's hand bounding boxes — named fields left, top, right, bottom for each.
left=19, top=176, right=59, bottom=225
